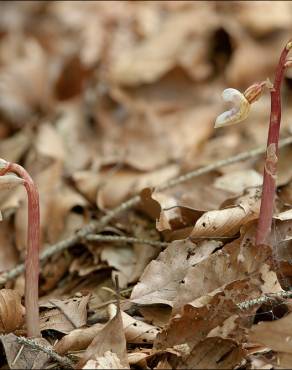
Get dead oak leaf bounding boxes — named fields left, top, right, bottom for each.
left=131, top=239, right=220, bottom=306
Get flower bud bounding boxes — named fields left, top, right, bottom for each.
left=243, top=81, right=266, bottom=104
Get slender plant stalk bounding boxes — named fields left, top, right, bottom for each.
left=0, top=161, right=40, bottom=337
left=256, top=40, right=292, bottom=246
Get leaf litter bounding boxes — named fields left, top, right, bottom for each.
left=0, top=1, right=292, bottom=369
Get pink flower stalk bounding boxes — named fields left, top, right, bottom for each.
left=256, top=40, right=292, bottom=245
left=0, top=159, right=40, bottom=337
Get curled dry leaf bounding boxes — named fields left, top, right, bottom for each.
left=0, top=289, right=25, bottom=333
left=131, top=239, right=220, bottom=306
left=110, top=304, right=161, bottom=344
left=55, top=323, right=104, bottom=355
left=77, top=304, right=129, bottom=369
left=190, top=187, right=261, bottom=239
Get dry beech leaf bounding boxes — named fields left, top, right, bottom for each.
left=0, top=37, right=51, bottom=123
left=131, top=239, right=220, bottom=306
left=110, top=9, right=217, bottom=85
left=101, top=245, right=136, bottom=288
left=109, top=304, right=161, bottom=344
left=249, top=311, right=292, bottom=355
left=97, top=165, right=179, bottom=210
left=214, top=169, right=263, bottom=195
left=77, top=304, right=129, bottom=369
left=190, top=187, right=261, bottom=239
left=174, top=337, right=243, bottom=370
left=172, top=233, right=282, bottom=312
left=40, top=295, right=90, bottom=334
left=83, top=351, right=128, bottom=369
left=55, top=323, right=104, bottom=355
left=0, top=289, right=25, bottom=333
left=155, top=279, right=259, bottom=352
left=49, top=294, right=90, bottom=329
left=1, top=333, right=50, bottom=369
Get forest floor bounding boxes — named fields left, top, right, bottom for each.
left=1, top=1, right=292, bottom=369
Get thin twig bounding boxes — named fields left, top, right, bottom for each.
left=1, top=136, right=292, bottom=285
left=16, top=337, right=74, bottom=368
left=237, top=290, right=292, bottom=310
left=86, top=234, right=169, bottom=247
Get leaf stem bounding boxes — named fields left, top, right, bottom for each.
left=256, top=40, right=292, bottom=246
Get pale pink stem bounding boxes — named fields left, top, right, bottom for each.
left=0, top=162, right=40, bottom=337
left=256, top=40, right=292, bottom=245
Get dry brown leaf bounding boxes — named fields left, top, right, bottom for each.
left=77, top=304, right=129, bottom=369
left=214, top=170, right=263, bottom=195
left=131, top=239, right=220, bottom=306
left=109, top=304, right=161, bottom=344
left=49, top=294, right=90, bottom=329
left=0, top=36, right=51, bottom=123
left=54, top=323, right=104, bottom=355
left=1, top=333, right=50, bottom=369
left=155, top=279, right=259, bottom=351
left=83, top=351, right=128, bottom=369
left=249, top=311, right=292, bottom=354
left=40, top=294, right=90, bottom=334
left=190, top=187, right=261, bottom=239
left=0, top=289, right=25, bottom=333
left=97, top=165, right=179, bottom=210
left=174, top=337, right=244, bottom=370
left=110, top=8, right=218, bottom=86
left=172, top=233, right=281, bottom=312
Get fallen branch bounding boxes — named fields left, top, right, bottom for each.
left=1, top=136, right=292, bottom=285
left=86, top=235, right=169, bottom=247
left=16, top=336, right=74, bottom=368
left=237, top=290, right=292, bottom=310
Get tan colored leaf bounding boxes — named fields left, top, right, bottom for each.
left=175, top=337, right=243, bottom=370
left=110, top=304, right=161, bottom=344
left=55, top=323, right=104, bottom=355
left=49, top=294, right=90, bottom=329
left=131, top=239, right=220, bottom=306
left=77, top=305, right=129, bottom=369
left=155, top=279, right=259, bottom=351
left=214, top=170, right=262, bottom=194
left=40, top=295, right=90, bottom=334
left=0, top=289, right=25, bottom=333
left=1, top=334, right=50, bottom=369
left=110, top=9, right=217, bottom=86
left=173, top=234, right=281, bottom=312
left=249, top=311, right=292, bottom=354
left=190, top=187, right=261, bottom=238
left=83, top=351, right=128, bottom=369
